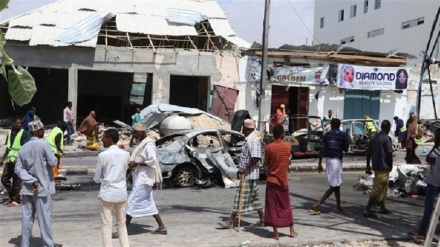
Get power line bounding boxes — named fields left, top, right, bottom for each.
left=286, top=0, right=318, bottom=44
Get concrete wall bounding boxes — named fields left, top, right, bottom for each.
left=3, top=45, right=242, bottom=123
left=313, top=0, right=439, bottom=59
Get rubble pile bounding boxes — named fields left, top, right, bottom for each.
left=186, top=114, right=230, bottom=130
left=353, top=165, right=428, bottom=198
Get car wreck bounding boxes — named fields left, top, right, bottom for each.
left=155, top=129, right=245, bottom=188
left=325, top=119, right=379, bottom=154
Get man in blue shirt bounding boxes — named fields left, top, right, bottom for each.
left=311, top=118, right=349, bottom=215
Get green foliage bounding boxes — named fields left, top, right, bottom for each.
left=0, top=26, right=37, bottom=106
left=8, top=66, right=37, bottom=106
left=0, top=0, right=10, bottom=12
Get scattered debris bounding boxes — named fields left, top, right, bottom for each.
left=353, top=165, right=428, bottom=197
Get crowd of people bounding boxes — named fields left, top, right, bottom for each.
left=0, top=103, right=437, bottom=246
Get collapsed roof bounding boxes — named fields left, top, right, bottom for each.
left=0, top=0, right=250, bottom=52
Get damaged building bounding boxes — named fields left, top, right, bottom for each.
left=0, top=0, right=249, bottom=125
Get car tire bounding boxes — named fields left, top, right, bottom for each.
left=175, top=165, right=196, bottom=187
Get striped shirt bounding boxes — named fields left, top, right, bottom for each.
left=265, top=140, right=291, bottom=186
left=240, top=131, right=262, bottom=180
left=322, top=129, right=349, bottom=161
left=425, top=145, right=440, bottom=186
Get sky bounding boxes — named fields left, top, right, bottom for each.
left=0, top=0, right=315, bottom=48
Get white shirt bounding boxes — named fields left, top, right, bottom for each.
left=94, top=145, right=130, bottom=202
left=63, top=107, right=73, bottom=123
left=132, top=142, right=156, bottom=187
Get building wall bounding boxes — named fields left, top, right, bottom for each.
left=313, top=0, right=439, bottom=59
left=3, top=45, right=242, bottom=124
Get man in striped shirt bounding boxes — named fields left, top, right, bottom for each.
left=311, top=118, right=349, bottom=215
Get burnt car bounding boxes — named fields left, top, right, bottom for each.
left=155, top=129, right=245, bottom=188
left=324, top=119, right=379, bottom=154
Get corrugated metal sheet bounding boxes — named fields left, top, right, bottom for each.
left=4, top=27, right=32, bottom=41
left=57, top=12, right=113, bottom=44
left=167, top=9, right=207, bottom=26
left=224, top=36, right=251, bottom=49
left=29, top=26, right=97, bottom=47
left=3, top=0, right=248, bottom=49
left=208, top=19, right=235, bottom=37
left=116, top=14, right=198, bottom=36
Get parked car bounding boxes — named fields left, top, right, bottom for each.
left=155, top=129, right=245, bottom=188
left=324, top=119, right=379, bottom=154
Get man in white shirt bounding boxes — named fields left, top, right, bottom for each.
left=94, top=129, right=130, bottom=247
left=63, top=101, right=75, bottom=145
left=124, top=124, right=167, bottom=235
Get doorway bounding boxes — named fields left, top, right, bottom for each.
left=169, top=75, right=209, bottom=111
left=270, top=85, right=309, bottom=133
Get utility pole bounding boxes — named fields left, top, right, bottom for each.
left=258, top=0, right=270, bottom=132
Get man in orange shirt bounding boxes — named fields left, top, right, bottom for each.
left=275, top=104, right=286, bottom=125
left=264, top=125, right=296, bottom=240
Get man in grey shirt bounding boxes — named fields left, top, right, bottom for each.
left=364, top=120, right=393, bottom=218
left=14, top=120, right=62, bottom=247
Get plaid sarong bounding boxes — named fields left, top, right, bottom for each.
left=264, top=182, right=293, bottom=227
left=369, top=170, right=390, bottom=206
left=232, top=180, right=263, bottom=213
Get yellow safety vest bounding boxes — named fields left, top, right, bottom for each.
left=414, top=124, right=422, bottom=145
left=400, top=125, right=407, bottom=132
left=365, top=121, right=377, bottom=133
left=48, top=127, right=64, bottom=156
left=6, top=129, right=24, bottom=163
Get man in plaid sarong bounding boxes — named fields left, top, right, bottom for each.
left=219, top=119, right=264, bottom=228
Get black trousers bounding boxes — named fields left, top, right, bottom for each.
left=1, top=162, right=22, bottom=203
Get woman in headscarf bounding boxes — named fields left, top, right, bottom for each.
left=405, top=112, right=423, bottom=164
left=79, top=111, right=99, bottom=150
left=21, top=109, right=35, bottom=131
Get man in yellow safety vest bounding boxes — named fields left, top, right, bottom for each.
left=48, top=121, right=67, bottom=179
left=1, top=117, right=30, bottom=207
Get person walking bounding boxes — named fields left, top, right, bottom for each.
left=63, top=101, right=75, bottom=145
left=264, top=125, right=296, bottom=240
left=79, top=111, right=99, bottom=150
left=405, top=112, right=423, bottom=164
left=310, top=118, right=349, bottom=215
left=121, top=124, right=166, bottom=236
left=219, top=119, right=264, bottom=228
left=364, top=120, right=393, bottom=218
left=129, top=108, right=142, bottom=147
left=94, top=129, right=130, bottom=247
left=47, top=121, right=67, bottom=178
left=408, top=129, right=440, bottom=237
left=1, top=117, right=30, bottom=207
left=393, top=116, right=405, bottom=149
left=14, top=120, right=62, bottom=247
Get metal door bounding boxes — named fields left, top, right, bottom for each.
left=343, top=90, right=380, bottom=119
left=210, top=85, right=239, bottom=122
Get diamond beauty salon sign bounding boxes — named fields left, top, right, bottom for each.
left=337, top=64, right=408, bottom=90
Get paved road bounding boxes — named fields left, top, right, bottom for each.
left=0, top=172, right=424, bottom=247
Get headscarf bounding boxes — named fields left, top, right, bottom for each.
left=21, top=110, right=35, bottom=131
left=79, top=112, right=98, bottom=136
left=407, top=113, right=423, bottom=141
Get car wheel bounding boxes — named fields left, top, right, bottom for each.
left=176, top=166, right=196, bottom=187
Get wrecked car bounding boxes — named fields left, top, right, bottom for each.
left=324, top=119, right=379, bottom=154
left=155, top=129, right=245, bottom=188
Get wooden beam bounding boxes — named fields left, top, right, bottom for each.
left=187, top=36, right=198, bottom=50
left=147, top=34, right=156, bottom=53
left=126, top=33, right=133, bottom=49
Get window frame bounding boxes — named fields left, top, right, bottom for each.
left=338, top=9, right=345, bottom=22
left=320, top=17, right=325, bottom=28
left=350, top=5, right=357, bottom=18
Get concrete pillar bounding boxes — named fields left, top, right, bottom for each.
left=152, top=73, right=170, bottom=104
left=68, top=64, right=78, bottom=128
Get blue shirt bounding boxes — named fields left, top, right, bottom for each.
left=322, top=129, right=349, bottom=161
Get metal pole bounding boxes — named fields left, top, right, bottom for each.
left=258, top=0, right=270, bottom=132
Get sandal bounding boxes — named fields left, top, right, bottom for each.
left=309, top=209, right=321, bottom=215
left=289, top=232, right=298, bottom=238
left=408, top=231, right=425, bottom=237
left=151, top=229, right=168, bottom=235
left=251, top=221, right=265, bottom=227
left=218, top=221, right=233, bottom=229
left=7, top=201, right=21, bottom=207
left=363, top=211, right=377, bottom=218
